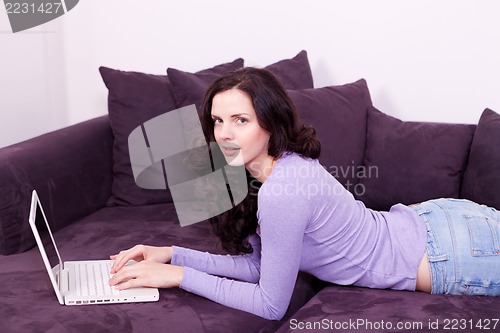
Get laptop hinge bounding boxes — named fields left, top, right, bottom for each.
left=60, top=267, right=70, bottom=294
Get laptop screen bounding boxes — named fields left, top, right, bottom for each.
left=28, top=190, right=64, bottom=297
left=33, top=207, right=60, bottom=270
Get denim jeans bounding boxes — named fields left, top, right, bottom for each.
left=410, top=198, right=500, bottom=296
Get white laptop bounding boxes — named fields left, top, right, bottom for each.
left=28, top=189, right=159, bottom=305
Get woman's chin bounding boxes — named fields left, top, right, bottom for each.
left=225, top=155, right=245, bottom=167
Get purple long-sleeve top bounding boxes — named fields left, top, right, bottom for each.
left=171, top=152, right=427, bottom=320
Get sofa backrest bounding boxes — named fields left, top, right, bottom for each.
left=355, top=106, right=477, bottom=211
left=460, top=108, right=500, bottom=210
left=289, top=79, right=372, bottom=191
left=0, top=116, right=113, bottom=255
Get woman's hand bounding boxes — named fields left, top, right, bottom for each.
left=110, top=244, right=173, bottom=274
left=109, top=261, right=184, bottom=290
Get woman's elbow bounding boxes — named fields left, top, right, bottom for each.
left=261, top=306, right=287, bottom=321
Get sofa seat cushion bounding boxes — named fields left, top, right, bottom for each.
left=0, top=204, right=316, bottom=332
left=288, top=79, right=372, bottom=190
left=276, top=285, right=500, bottom=333
left=356, top=106, right=476, bottom=211
left=100, top=59, right=243, bottom=207
left=461, top=108, right=500, bottom=210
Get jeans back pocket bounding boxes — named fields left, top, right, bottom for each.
left=465, top=215, right=500, bottom=256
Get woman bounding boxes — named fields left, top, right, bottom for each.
left=109, top=68, right=500, bottom=320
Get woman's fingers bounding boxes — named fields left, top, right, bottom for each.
left=110, top=262, right=150, bottom=290
left=110, top=245, right=145, bottom=273
left=110, top=245, right=173, bottom=274
left=112, top=278, right=138, bottom=291
left=109, top=261, right=184, bottom=290
left=109, top=265, right=136, bottom=288
left=110, top=253, right=126, bottom=274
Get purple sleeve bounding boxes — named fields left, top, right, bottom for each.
left=177, top=184, right=310, bottom=320
left=171, top=235, right=261, bottom=282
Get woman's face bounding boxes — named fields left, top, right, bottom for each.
left=211, top=88, right=271, bottom=169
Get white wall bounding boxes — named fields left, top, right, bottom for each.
left=0, top=9, right=67, bottom=148
left=1, top=0, right=499, bottom=148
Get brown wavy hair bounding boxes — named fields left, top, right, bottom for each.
left=201, top=67, right=321, bottom=254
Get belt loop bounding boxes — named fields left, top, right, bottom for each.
left=428, top=254, right=449, bottom=262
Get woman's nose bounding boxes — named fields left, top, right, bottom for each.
left=217, top=124, right=233, bottom=140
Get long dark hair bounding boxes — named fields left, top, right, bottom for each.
left=201, top=67, right=321, bottom=254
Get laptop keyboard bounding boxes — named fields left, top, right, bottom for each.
left=75, top=262, right=119, bottom=296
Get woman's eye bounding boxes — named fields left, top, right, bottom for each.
left=236, top=118, right=248, bottom=124
left=213, top=118, right=222, bottom=125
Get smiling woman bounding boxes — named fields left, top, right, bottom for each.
left=211, top=88, right=273, bottom=180
left=110, top=67, right=500, bottom=321
left=202, top=68, right=320, bottom=181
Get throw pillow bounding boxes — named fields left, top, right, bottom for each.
left=461, top=108, right=500, bottom=210
left=356, top=106, right=476, bottom=211
left=262, top=50, right=314, bottom=90
left=99, top=58, right=244, bottom=206
left=288, top=79, right=372, bottom=190
left=167, top=50, right=314, bottom=111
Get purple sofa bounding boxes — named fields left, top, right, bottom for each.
left=1, top=51, right=499, bottom=333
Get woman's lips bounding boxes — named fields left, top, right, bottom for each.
left=222, top=146, right=240, bottom=157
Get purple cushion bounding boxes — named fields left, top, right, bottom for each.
left=0, top=204, right=315, bottom=332
left=276, top=284, right=500, bottom=333
left=461, top=108, right=500, bottom=209
left=0, top=117, right=113, bottom=255
left=99, top=59, right=244, bottom=206
left=167, top=50, right=313, bottom=110
left=288, top=79, right=372, bottom=189
left=356, top=106, right=476, bottom=211
left=263, top=50, right=314, bottom=90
